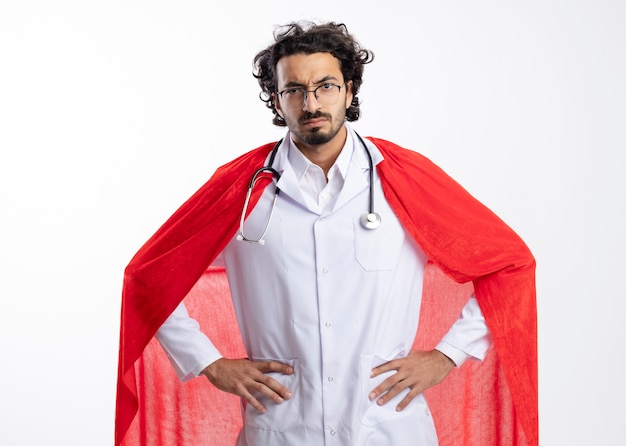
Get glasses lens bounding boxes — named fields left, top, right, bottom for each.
left=315, top=84, right=340, bottom=106
left=283, top=90, right=305, bottom=110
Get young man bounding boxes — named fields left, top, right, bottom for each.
left=116, top=22, right=537, bottom=446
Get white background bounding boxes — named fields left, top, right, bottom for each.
left=1, top=1, right=624, bottom=444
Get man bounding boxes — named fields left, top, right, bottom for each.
left=116, top=21, right=537, bottom=446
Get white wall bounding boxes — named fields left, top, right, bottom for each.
left=1, top=1, right=624, bottom=444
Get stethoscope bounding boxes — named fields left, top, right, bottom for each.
left=237, top=132, right=381, bottom=245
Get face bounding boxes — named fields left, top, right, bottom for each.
left=274, top=52, right=353, bottom=148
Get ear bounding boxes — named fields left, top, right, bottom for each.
left=273, top=93, right=285, bottom=119
left=344, top=80, right=354, bottom=109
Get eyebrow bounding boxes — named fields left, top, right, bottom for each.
left=281, top=75, right=341, bottom=88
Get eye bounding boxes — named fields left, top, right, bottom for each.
left=283, top=88, right=303, bottom=96
left=320, top=83, right=335, bottom=90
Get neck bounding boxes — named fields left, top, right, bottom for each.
left=293, top=126, right=347, bottom=176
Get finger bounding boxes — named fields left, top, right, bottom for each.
left=374, top=377, right=410, bottom=406
left=395, top=387, right=421, bottom=412
left=370, top=359, right=400, bottom=378
left=254, top=374, right=293, bottom=402
left=202, top=358, right=290, bottom=407
left=238, top=385, right=267, bottom=413
left=231, top=362, right=289, bottom=402
left=251, top=361, right=294, bottom=401
left=368, top=373, right=403, bottom=402
left=256, top=360, right=294, bottom=375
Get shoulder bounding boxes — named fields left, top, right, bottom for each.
left=365, top=136, right=439, bottom=171
left=182, top=141, right=278, bottom=204
left=215, top=141, right=277, bottom=175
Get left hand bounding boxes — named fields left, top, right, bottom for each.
left=368, top=349, right=455, bottom=411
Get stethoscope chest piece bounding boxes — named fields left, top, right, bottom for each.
left=360, top=212, right=382, bottom=230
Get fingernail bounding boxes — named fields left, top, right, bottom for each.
left=285, top=391, right=292, bottom=399
left=368, top=391, right=376, bottom=400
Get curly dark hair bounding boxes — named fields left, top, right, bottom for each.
left=253, top=21, right=374, bottom=126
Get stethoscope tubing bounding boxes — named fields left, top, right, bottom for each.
left=238, top=132, right=380, bottom=243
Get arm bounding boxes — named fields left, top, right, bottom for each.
left=369, top=294, right=493, bottom=411
left=156, top=300, right=294, bottom=412
left=435, top=293, right=493, bottom=367
left=155, top=300, right=222, bottom=381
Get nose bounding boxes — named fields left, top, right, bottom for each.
left=302, top=90, right=321, bottom=112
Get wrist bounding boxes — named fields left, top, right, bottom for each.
left=436, top=349, right=457, bottom=368
left=201, top=357, right=224, bottom=380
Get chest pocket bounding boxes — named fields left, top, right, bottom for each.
left=353, top=213, right=405, bottom=271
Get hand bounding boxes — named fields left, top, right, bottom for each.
left=368, top=349, right=455, bottom=411
left=201, top=358, right=294, bottom=413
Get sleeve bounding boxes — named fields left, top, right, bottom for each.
left=155, top=300, right=223, bottom=382
left=435, top=293, right=493, bottom=367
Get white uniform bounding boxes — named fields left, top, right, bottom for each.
left=157, top=126, right=492, bottom=445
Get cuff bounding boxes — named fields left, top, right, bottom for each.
left=190, top=353, right=223, bottom=380
left=435, top=341, right=470, bottom=367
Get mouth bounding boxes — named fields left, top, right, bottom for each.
left=301, top=117, right=327, bottom=129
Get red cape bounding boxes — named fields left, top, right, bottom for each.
left=116, top=137, right=537, bottom=445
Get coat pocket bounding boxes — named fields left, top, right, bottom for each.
left=358, top=349, right=423, bottom=427
left=353, top=216, right=404, bottom=271
left=244, top=357, right=300, bottom=432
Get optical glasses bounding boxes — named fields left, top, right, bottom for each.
left=276, top=83, right=343, bottom=110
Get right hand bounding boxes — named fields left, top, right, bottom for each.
left=201, top=358, right=294, bottom=413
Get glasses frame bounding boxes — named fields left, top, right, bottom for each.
left=276, top=83, right=343, bottom=110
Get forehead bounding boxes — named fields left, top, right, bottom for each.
left=275, top=52, right=343, bottom=87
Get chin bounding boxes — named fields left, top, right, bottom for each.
left=298, top=127, right=336, bottom=145
left=304, top=133, right=333, bottom=145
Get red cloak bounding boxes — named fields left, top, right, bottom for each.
left=116, top=137, right=537, bottom=445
